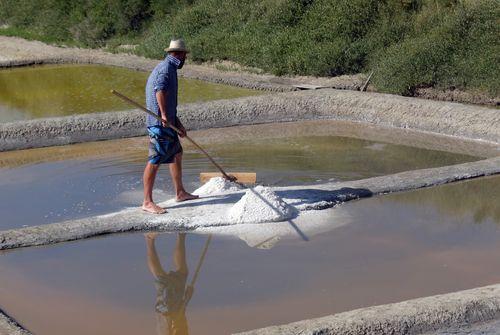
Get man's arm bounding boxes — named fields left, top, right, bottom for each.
left=156, top=91, right=186, bottom=137
left=155, top=90, right=170, bottom=127
left=145, top=233, right=167, bottom=279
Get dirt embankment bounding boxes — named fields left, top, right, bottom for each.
left=414, top=87, right=499, bottom=107
left=1, top=157, right=499, bottom=251
left=0, top=308, right=32, bottom=335
left=236, top=284, right=500, bottom=335
left=1, top=89, right=499, bottom=152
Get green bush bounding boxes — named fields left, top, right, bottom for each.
left=0, top=0, right=150, bottom=46
left=372, top=0, right=499, bottom=95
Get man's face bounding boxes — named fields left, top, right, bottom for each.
left=176, top=51, right=187, bottom=62
left=171, top=51, right=187, bottom=68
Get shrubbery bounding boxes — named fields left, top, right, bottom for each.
left=370, top=0, right=500, bottom=95
left=0, top=0, right=152, bottom=46
left=1, top=0, right=498, bottom=96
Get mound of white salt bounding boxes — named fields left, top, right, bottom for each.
left=193, top=177, right=243, bottom=196
left=227, top=186, right=298, bottom=224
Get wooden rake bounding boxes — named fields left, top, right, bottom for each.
left=111, top=90, right=256, bottom=185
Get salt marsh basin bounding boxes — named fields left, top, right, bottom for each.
left=0, top=64, right=261, bottom=122
left=0, top=120, right=482, bottom=231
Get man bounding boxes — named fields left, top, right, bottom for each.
left=143, top=39, right=199, bottom=214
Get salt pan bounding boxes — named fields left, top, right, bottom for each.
left=227, top=186, right=298, bottom=224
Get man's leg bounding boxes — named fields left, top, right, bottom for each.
left=142, top=162, right=167, bottom=214
left=169, top=152, right=199, bottom=202
left=173, top=233, right=188, bottom=275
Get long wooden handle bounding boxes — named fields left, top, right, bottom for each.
left=190, top=234, right=212, bottom=287
left=180, top=234, right=212, bottom=310
left=111, top=90, right=233, bottom=180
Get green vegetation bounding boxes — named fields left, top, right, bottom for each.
left=0, top=25, right=69, bottom=44
left=1, top=0, right=498, bottom=96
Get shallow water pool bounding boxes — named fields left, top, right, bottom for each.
left=0, top=64, right=261, bottom=122
left=0, top=176, right=499, bottom=335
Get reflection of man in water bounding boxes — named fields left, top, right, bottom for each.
left=145, top=233, right=193, bottom=335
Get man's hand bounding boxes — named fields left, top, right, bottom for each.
left=161, top=118, right=168, bottom=128
left=177, top=124, right=187, bottom=138
left=185, top=285, right=194, bottom=302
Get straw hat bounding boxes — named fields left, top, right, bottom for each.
left=164, top=39, right=189, bottom=53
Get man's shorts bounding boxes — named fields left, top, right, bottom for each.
left=154, top=270, right=188, bottom=314
left=147, top=125, right=183, bottom=165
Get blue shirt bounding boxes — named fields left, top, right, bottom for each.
left=145, top=55, right=181, bottom=127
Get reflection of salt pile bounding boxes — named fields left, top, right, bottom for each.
left=251, top=235, right=281, bottom=249
left=228, top=186, right=298, bottom=224
left=193, top=177, right=243, bottom=196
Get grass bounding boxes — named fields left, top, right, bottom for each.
left=0, top=26, right=69, bottom=45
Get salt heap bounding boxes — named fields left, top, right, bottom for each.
left=227, top=185, right=298, bottom=224
left=193, top=177, right=243, bottom=196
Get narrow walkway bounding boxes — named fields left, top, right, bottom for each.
left=1, top=157, right=498, bottom=251
left=235, top=284, right=500, bottom=335
left=427, top=319, right=500, bottom=334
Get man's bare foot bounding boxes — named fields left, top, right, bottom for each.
left=142, top=201, right=167, bottom=214
left=176, top=190, right=199, bottom=202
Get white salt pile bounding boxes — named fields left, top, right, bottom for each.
left=227, top=185, right=298, bottom=224
left=193, top=177, right=243, bottom=196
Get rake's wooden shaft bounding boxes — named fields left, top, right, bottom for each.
left=181, top=234, right=212, bottom=309
left=190, top=234, right=212, bottom=287
left=111, top=90, right=233, bottom=180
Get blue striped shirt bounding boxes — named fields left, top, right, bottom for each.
left=145, top=55, right=182, bottom=127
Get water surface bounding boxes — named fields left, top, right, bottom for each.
left=0, top=64, right=261, bottom=122
left=0, top=120, right=495, bottom=334
left=0, top=177, right=499, bottom=335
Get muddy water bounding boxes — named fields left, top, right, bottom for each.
left=0, top=122, right=478, bottom=230
left=0, top=176, right=499, bottom=335
left=0, top=64, right=261, bottom=122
